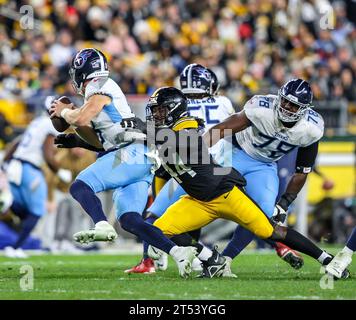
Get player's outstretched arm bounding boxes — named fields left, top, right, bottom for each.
left=203, top=110, right=251, bottom=147
left=50, top=94, right=111, bottom=127
left=54, top=133, right=104, bottom=152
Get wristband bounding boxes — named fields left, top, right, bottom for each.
left=60, top=108, right=71, bottom=119
left=277, top=193, right=297, bottom=211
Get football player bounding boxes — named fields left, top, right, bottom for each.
left=126, top=65, right=301, bottom=274
left=326, top=227, right=355, bottom=278
left=3, top=97, right=71, bottom=258
left=125, top=64, right=236, bottom=274
left=50, top=48, right=197, bottom=278
left=145, top=86, right=337, bottom=278
left=204, top=79, right=327, bottom=276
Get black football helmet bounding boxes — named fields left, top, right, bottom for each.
left=275, top=79, right=313, bottom=123
left=146, top=87, right=188, bottom=128
left=207, top=68, right=220, bottom=95
left=69, top=48, right=109, bottom=95
left=179, top=63, right=213, bottom=96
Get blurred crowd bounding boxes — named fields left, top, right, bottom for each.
left=0, top=0, right=356, bottom=112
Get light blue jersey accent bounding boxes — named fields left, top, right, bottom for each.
left=103, top=102, right=122, bottom=123
left=76, top=142, right=153, bottom=217
left=10, top=163, right=47, bottom=217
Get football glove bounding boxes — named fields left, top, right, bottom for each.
left=272, top=204, right=287, bottom=224
left=120, top=117, right=147, bottom=134
left=54, top=133, right=80, bottom=148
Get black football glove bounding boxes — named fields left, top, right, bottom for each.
left=54, top=133, right=81, bottom=148
left=120, top=117, right=147, bottom=134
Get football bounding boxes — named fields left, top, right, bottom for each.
left=50, top=96, right=72, bottom=132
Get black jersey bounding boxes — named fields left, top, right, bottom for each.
left=155, top=117, right=246, bottom=201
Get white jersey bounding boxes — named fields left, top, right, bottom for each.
left=84, top=77, right=135, bottom=150
left=187, top=95, right=235, bottom=163
left=235, top=95, right=324, bottom=163
left=14, top=115, right=59, bottom=167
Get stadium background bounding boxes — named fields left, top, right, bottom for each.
left=0, top=0, right=355, bottom=251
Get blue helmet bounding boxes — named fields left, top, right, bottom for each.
left=179, top=64, right=213, bottom=96
left=207, top=68, right=220, bottom=95
left=69, top=48, right=109, bottom=95
left=276, top=79, right=313, bottom=123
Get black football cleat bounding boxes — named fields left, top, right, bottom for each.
left=198, top=246, right=227, bottom=278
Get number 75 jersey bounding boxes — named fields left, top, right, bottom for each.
left=235, top=95, right=324, bottom=162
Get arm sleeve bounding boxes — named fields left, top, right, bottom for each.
left=295, top=141, right=319, bottom=173
left=75, top=135, right=105, bottom=152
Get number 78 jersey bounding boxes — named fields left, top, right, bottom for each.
left=235, top=95, right=324, bottom=162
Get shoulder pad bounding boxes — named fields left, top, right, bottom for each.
left=301, top=109, right=324, bottom=143
left=85, top=77, right=111, bottom=100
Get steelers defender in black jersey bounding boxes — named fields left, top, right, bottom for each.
left=146, top=87, right=339, bottom=275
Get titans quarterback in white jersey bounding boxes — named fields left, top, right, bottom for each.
left=205, top=78, right=324, bottom=276
left=50, top=48, right=198, bottom=278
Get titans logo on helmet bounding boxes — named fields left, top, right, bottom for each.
left=74, top=51, right=93, bottom=69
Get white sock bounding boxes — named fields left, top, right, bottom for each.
left=317, top=251, right=331, bottom=264
left=169, top=245, right=180, bottom=257
left=342, top=246, right=354, bottom=256
left=197, top=246, right=213, bottom=261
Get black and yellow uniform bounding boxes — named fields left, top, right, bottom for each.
left=153, top=117, right=274, bottom=239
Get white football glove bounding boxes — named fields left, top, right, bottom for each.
left=272, top=204, right=287, bottom=225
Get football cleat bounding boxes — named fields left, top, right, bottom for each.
left=154, top=252, right=168, bottom=271
left=222, top=256, right=237, bottom=278
left=124, top=258, right=156, bottom=274
left=73, top=221, right=118, bottom=244
left=4, top=247, right=28, bottom=259
left=199, top=246, right=227, bottom=278
left=147, top=245, right=164, bottom=260
left=275, top=242, right=304, bottom=269
left=147, top=245, right=169, bottom=271
left=325, top=251, right=352, bottom=279
left=170, top=246, right=197, bottom=279
left=192, top=257, right=203, bottom=272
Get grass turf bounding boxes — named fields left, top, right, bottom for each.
left=0, top=251, right=355, bottom=300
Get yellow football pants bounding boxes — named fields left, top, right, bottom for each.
left=154, top=186, right=274, bottom=239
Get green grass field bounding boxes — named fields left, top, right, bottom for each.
left=0, top=251, right=355, bottom=300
